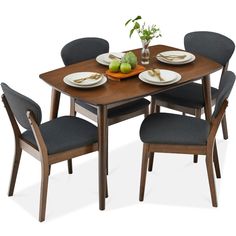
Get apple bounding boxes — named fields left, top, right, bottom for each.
left=120, top=63, right=132, bottom=73
left=121, top=51, right=137, bottom=69
left=109, top=60, right=121, bottom=72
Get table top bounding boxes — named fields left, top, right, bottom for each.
left=39, top=44, right=222, bottom=106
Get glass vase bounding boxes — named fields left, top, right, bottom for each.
left=141, top=40, right=151, bottom=65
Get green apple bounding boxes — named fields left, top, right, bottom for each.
left=109, top=60, right=121, bottom=72
left=120, top=63, right=132, bottom=73
left=121, top=51, right=137, bottom=69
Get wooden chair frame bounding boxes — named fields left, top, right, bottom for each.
left=2, top=94, right=101, bottom=222
left=139, top=99, right=228, bottom=207
left=153, top=60, right=229, bottom=141
left=70, top=97, right=149, bottom=174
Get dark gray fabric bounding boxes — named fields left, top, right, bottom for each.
left=61, top=37, right=109, bottom=66
left=1, top=83, right=42, bottom=130
left=184, top=31, right=235, bottom=66
left=213, top=71, right=235, bottom=117
left=75, top=98, right=150, bottom=118
left=22, top=116, right=98, bottom=155
left=154, top=31, right=235, bottom=112
left=62, top=38, right=149, bottom=119
left=153, top=82, right=218, bottom=109
left=140, top=113, right=210, bottom=145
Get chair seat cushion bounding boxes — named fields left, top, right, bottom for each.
left=140, top=113, right=210, bottom=145
left=75, top=98, right=150, bottom=118
left=22, top=116, right=98, bottom=155
left=153, top=82, right=218, bottom=108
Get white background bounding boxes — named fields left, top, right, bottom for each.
left=0, top=0, right=235, bottom=234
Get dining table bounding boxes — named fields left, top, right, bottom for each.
left=39, top=44, right=222, bottom=211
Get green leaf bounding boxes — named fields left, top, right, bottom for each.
left=129, top=28, right=135, bottom=38
left=132, top=15, right=142, bottom=21
left=134, top=22, right=140, bottom=29
left=125, top=19, right=132, bottom=26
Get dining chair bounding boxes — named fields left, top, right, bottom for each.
left=150, top=31, right=235, bottom=166
left=139, top=71, right=235, bottom=207
left=1, top=83, right=104, bottom=222
left=61, top=37, right=150, bottom=174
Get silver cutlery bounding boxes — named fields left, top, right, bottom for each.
left=148, top=69, right=165, bottom=81
left=73, top=73, right=102, bottom=83
left=159, top=53, right=187, bottom=61
left=108, top=54, right=122, bottom=60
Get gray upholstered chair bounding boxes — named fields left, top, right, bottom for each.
left=152, top=31, right=235, bottom=148
left=139, top=71, right=235, bottom=207
left=1, top=83, right=103, bottom=222
left=61, top=37, right=150, bottom=174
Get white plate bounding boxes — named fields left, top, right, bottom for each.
left=156, top=50, right=195, bottom=65
left=144, top=69, right=177, bottom=83
left=139, top=70, right=181, bottom=86
left=64, top=73, right=107, bottom=88
left=96, top=52, right=125, bottom=66
left=64, top=72, right=103, bottom=86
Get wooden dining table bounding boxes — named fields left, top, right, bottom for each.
left=39, top=44, right=222, bottom=211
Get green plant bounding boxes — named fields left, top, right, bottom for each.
left=125, top=15, right=161, bottom=42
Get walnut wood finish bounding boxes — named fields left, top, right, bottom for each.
left=40, top=45, right=221, bottom=106
left=39, top=44, right=222, bottom=211
left=154, top=63, right=229, bottom=139
left=140, top=100, right=228, bottom=207
left=2, top=94, right=99, bottom=222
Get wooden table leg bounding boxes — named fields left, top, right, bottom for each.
left=50, top=88, right=61, bottom=120
left=202, top=75, right=212, bottom=121
left=97, top=105, right=108, bottom=210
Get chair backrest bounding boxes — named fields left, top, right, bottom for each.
left=1, top=83, right=42, bottom=130
left=61, top=37, right=109, bottom=66
left=184, top=31, right=235, bottom=66
left=213, top=71, right=235, bottom=118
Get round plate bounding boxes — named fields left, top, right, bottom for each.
left=96, top=52, right=125, bottom=66
left=144, top=69, right=178, bottom=83
left=156, top=50, right=195, bottom=65
left=64, top=74, right=107, bottom=88
left=139, top=70, right=181, bottom=86
left=64, top=72, right=103, bottom=86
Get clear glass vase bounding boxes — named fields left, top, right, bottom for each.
left=141, top=40, right=151, bottom=65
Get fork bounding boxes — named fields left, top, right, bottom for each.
left=108, top=54, right=122, bottom=60
left=73, top=73, right=102, bottom=83
left=159, top=53, right=187, bottom=60
left=148, top=69, right=165, bottom=82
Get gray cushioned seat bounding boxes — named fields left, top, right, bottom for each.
left=153, top=82, right=218, bottom=108
left=140, top=113, right=210, bottom=145
left=76, top=98, right=150, bottom=118
left=22, top=116, right=98, bottom=155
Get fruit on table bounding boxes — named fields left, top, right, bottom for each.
left=121, top=51, right=137, bottom=69
left=109, top=59, right=121, bottom=72
left=120, top=63, right=132, bottom=73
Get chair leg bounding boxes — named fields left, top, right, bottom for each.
left=66, top=97, right=76, bottom=174
left=48, top=165, right=51, bottom=176
left=150, top=96, right=157, bottom=114
left=70, top=97, right=76, bottom=116
left=221, top=114, right=228, bottom=140
left=193, top=155, right=198, bottom=163
left=144, top=107, right=149, bottom=118
left=205, top=151, right=218, bottom=207
left=148, top=98, right=159, bottom=171
left=39, top=164, right=49, bottom=222
left=213, top=142, right=221, bottom=178
left=8, top=144, right=22, bottom=196
left=105, top=175, right=108, bottom=198
left=67, top=159, right=73, bottom=174
left=148, top=153, right=154, bottom=171
left=193, top=109, right=201, bottom=163
left=139, top=144, right=149, bottom=201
